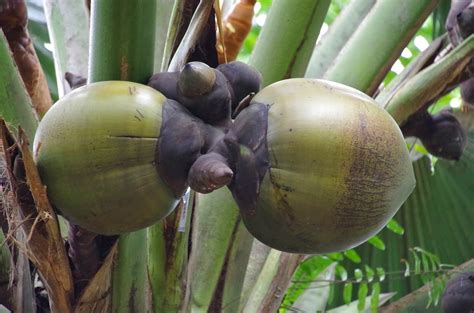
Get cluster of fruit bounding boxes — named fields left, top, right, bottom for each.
left=33, top=61, right=415, bottom=254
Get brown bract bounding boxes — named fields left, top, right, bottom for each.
left=216, top=0, right=256, bottom=63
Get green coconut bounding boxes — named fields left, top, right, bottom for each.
left=231, top=78, right=416, bottom=254
left=33, top=81, right=179, bottom=234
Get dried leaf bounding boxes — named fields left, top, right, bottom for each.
left=0, top=122, right=73, bottom=313
left=74, top=244, right=117, bottom=313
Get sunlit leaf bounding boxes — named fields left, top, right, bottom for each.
left=344, top=250, right=361, bottom=264
left=357, top=283, right=368, bottom=311
left=386, top=219, right=404, bottom=235
left=284, top=256, right=334, bottom=308
left=327, top=292, right=396, bottom=313
left=343, top=282, right=352, bottom=305
left=414, top=143, right=430, bottom=155
left=376, top=267, right=386, bottom=282
left=430, top=279, right=445, bottom=307
left=410, top=249, right=422, bottom=275
left=420, top=252, right=431, bottom=275
left=291, top=263, right=337, bottom=312
left=368, top=236, right=386, bottom=251
left=299, top=256, right=334, bottom=275
left=365, top=265, right=375, bottom=283
left=401, top=259, right=410, bottom=277
left=370, top=282, right=381, bottom=313
left=414, top=247, right=441, bottom=271
left=428, top=154, right=438, bottom=175
left=429, top=88, right=459, bottom=113
left=354, top=269, right=363, bottom=282
left=337, top=265, right=348, bottom=281
left=328, top=252, right=345, bottom=261
left=327, top=282, right=336, bottom=306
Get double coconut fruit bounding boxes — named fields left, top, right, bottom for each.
left=33, top=61, right=416, bottom=254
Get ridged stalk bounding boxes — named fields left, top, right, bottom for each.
left=385, top=34, right=474, bottom=124
left=148, top=198, right=192, bottom=312
left=375, top=35, right=446, bottom=106
left=305, top=0, right=376, bottom=78
left=249, top=0, right=331, bottom=86
left=238, top=240, right=271, bottom=311
left=88, top=0, right=157, bottom=84
left=242, top=250, right=305, bottom=312
left=43, top=0, right=89, bottom=97
left=241, top=249, right=282, bottom=312
left=149, top=1, right=218, bottom=310
left=111, top=233, right=150, bottom=312
left=322, top=0, right=439, bottom=95
left=156, top=0, right=184, bottom=72
left=220, top=222, right=254, bottom=313
left=146, top=223, right=166, bottom=311
left=183, top=188, right=240, bottom=312
left=88, top=1, right=157, bottom=311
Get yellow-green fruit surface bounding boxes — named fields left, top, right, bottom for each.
left=245, top=79, right=416, bottom=254
left=33, top=81, right=178, bottom=235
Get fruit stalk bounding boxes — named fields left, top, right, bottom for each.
left=88, top=0, right=157, bottom=84
left=322, top=0, right=438, bottom=95
left=305, top=0, right=376, bottom=78
left=249, top=0, right=331, bottom=86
